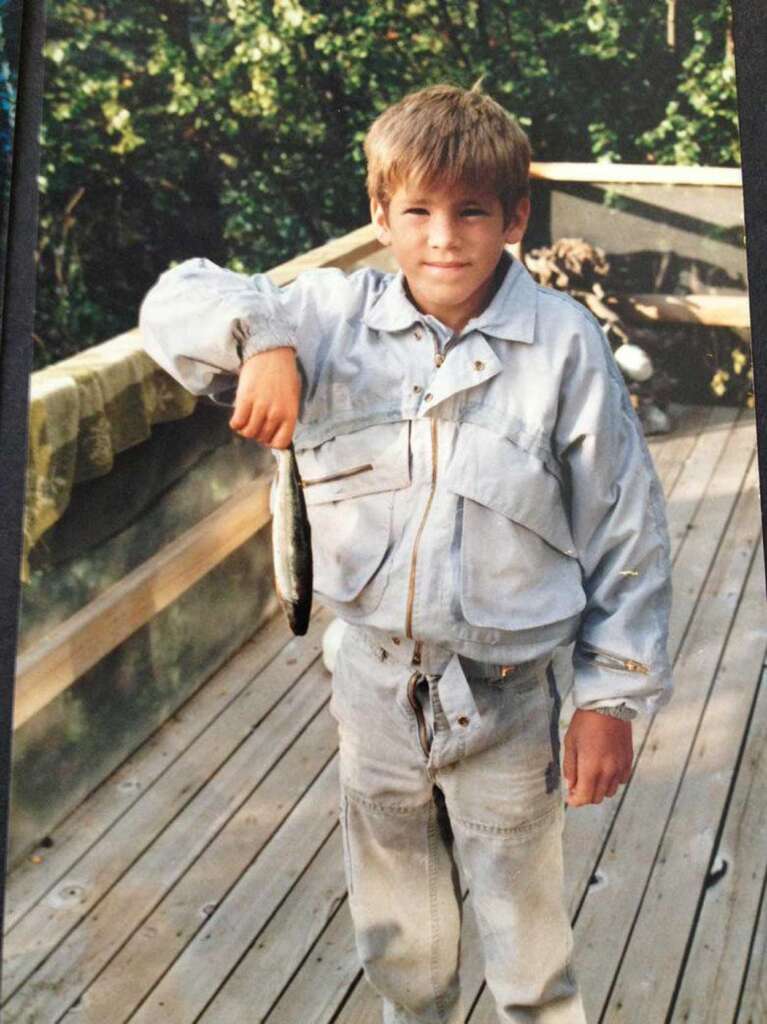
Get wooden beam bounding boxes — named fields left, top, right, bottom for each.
left=14, top=478, right=272, bottom=730
left=262, top=163, right=742, bottom=288
left=530, top=162, right=742, bottom=187
left=621, top=292, right=750, bottom=328
left=267, top=224, right=380, bottom=287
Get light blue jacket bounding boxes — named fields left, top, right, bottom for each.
left=139, top=252, right=673, bottom=717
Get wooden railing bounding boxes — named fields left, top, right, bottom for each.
left=15, top=162, right=748, bottom=730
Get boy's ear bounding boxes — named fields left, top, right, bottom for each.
left=503, top=196, right=531, bottom=245
left=370, top=197, right=392, bottom=246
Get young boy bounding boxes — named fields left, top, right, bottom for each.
left=140, top=84, right=672, bottom=1023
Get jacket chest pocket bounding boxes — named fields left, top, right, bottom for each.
left=444, top=425, right=586, bottom=633
left=295, top=421, right=411, bottom=616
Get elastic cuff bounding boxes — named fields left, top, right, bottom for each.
left=587, top=702, right=638, bottom=721
left=232, top=316, right=296, bottom=365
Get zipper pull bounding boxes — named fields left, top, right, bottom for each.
left=412, top=640, right=422, bottom=667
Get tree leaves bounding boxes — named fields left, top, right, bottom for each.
left=33, top=0, right=740, bottom=368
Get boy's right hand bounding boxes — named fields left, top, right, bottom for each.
left=229, top=346, right=300, bottom=449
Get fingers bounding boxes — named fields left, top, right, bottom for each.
left=229, top=348, right=300, bottom=447
left=229, top=398, right=291, bottom=439
left=229, top=404, right=297, bottom=447
left=563, top=710, right=634, bottom=807
left=566, top=758, right=632, bottom=806
left=562, top=738, right=577, bottom=797
left=269, top=420, right=298, bottom=450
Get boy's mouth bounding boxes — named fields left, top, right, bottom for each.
left=423, top=261, right=469, bottom=270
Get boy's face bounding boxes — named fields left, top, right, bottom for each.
left=371, top=180, right=529, bottom=334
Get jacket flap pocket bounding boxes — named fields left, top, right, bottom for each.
left=445, top=424, right=576, bottom=557
left=296, top=421, right=411, bottom=506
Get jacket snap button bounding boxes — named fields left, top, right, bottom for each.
left=473, top=360, right=484, bottom=371
left=413, top=385, right=422, bottom=394
left=424, top=392, right=433, bottom=402
left=391, top=637, right=401, bottom=645
left=457, top=715, right=470, bottom=727
left=414, top=327, right=423, bottom=340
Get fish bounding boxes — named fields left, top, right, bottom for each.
left=271, top=442, right=313, bottom=635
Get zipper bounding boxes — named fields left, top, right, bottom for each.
left=405, top=417, right=439, bottom=639
left=579, top=644, right=650, bottom=675
left=404, top=331, right=442, bottom=640
left=301, top=463, right=373, bottom=487
left=407, top=671, right=432, bottom=758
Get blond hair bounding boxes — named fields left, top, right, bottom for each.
left=364, top=83, right=531, bottom=225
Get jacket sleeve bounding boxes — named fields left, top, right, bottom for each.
left=138, top=257, right=298, bottom=400
left=555, top=316, right=673, bottom=718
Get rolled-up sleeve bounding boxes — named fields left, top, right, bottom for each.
left=555, top=318, right=673, bottom=718
left=139, top=257, right=297, bottom=399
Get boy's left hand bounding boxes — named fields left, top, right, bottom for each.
left=562, top=710, right=633, bottom=806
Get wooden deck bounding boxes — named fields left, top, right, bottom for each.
left=4, top=404, right=765, bottom=1024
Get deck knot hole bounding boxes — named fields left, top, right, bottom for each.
left=50, top=881, right=86, bottom=907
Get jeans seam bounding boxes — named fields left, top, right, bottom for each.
left=341, top=796, right=354, bottom=896
left=450, top=801, right=559, bottom=838
left=427, top=800, right=450, bottom=1023
left=343, top=784, right=433, bottom=817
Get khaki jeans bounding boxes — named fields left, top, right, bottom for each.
left=331, top=625, right=588, bottom=1024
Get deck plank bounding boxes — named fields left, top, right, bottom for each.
left=736, top=865, right=767, bottom=1024
left=60, top=704, right=339, bottom=1024
left=2, top=654, right=332, bottom=1021
left=127, top=755, right=339, bottom=1024
left=4, top=607, right=328, bottom=931
left=571, top=456, right=762, bottom=1022
left=647, top=404, right=715, bottom=494
left=663, top=405, right=738, bottom=559
left=196, top=828, right=348, bottom=1024
left=604, top=540, right=767, bottom=1020
left=670, top=661, right=767, bottom=1023
left=263, top=898, right=360, bottom=1024
left=560, top=409, right=757, bottom=909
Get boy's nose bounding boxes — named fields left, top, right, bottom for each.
left=428, top=214, right=459, bottom=250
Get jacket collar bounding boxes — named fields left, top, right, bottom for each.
left=362, top=251, right=538, bottom=344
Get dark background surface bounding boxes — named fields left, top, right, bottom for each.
left=0, top=0, right=46, bottom=995
left=732, top=0, right=767, bottom=598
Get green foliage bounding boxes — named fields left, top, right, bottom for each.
left=637, top=1, right=739, bottom=165
left=35, top=0, right=740, bottom=368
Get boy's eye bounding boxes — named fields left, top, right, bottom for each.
left=404, top=207, right=428, bottom=215
left=461, top=208, right=488, bottom=217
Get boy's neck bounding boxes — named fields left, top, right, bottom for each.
left=403, top=252, right=512, bottom=336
